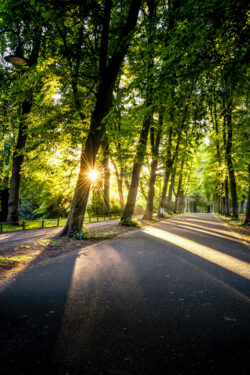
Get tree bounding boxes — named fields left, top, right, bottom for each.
left=143, top=108, right=163, bottom=220
left=61, top=0, right=142, bottom=235
left=121, top=0, right=157, bottom=221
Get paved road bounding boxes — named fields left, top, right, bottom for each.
left=0, top=213, right=250, bottom=374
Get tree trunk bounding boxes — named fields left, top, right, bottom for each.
left=158, top=123, right=182, bottom=216
left=6, top=31, right=41, bottom=223
left=0, top=189, right=9, bottom=222
left=143, top=159, right=158, bottom=220
left=0, top=138, right=11, bottom=221
left=210, top=87, right=222, bottom=215
left=158, top=125, right=173, bottom=217
left=225, top=108, right=238, bottom=219
left=166, top=169, right=176, bottom=212
left=139, top=180, right=148, bottom=201
left=158, top=169, right=170, bottom=216
left=224, top=177, right=230, bottom=216
left=174, top=159, right=184, bottom=213
left=61, top=88, right=114, bottom=235
left=120, top=0, right=156, bottom=221
left=143, top=109, right=163, bottom=220
left=7, top=100, right=32, bottom=223
left=244, top=164, right=250, bottom=226
left=121, top=114, right=153, bottom=220
left=102, top=137, right=110, bottom=215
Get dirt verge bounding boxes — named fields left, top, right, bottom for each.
left=0, top=223, right=138, bottom=289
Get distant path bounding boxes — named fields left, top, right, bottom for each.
left=0, top=213, right=250, bottom=374
left=0, top=218, right=121, bottom=249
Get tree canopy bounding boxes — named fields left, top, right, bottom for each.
left=0, top=0, right=249, bottom=230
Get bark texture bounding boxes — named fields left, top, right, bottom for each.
left=244, top=164, right=250, bottom=226
left=121, top=114, right=153, bottom=220
left=7, top=30, right=41, bottom=223
left=166, top=168, right=176, bottom=212
left=143, top=109, right=163, bottom=220
left=121, top=0, right=156, bottom=221
left=224, top=103, right=238, bottom=219
left=7, top=100, right=32, bottom=222
left=174, top=158, right=184, bottom=213
left=224, top=177, right=230, bottom=216
left=102, top=137, right=110, bottom=215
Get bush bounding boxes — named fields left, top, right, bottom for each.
left=120, top=218, right=141, bottom=227
left=71, top=228, right=90, bottom=240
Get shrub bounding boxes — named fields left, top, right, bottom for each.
left=120, top=218, right=141, bottom=227
left=71, top=228, right=90, bottom=240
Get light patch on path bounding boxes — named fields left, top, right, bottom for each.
left=56, top=243, right=144, bottom=364
left=143, top=226, right=250, bottom=280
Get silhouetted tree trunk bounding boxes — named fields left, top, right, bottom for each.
left=102, top=137, right=110, bottom=215
left=174, top=158, right=184, bottom=213
left=143, top=109, right=163, bottom=220
left=121, top=112, right=153, bottom=220
left=7, top=100, right=32, bottom=222
left=0, top=139, right=11, bottom=221
left=0, top=189, right=9, bottom=222
left=7, top=31, right=41, bottom=223
left=224, top=101, right=238, bottom=219
left=121, top=0, right=156, bottom=221
left=224, top=177, right=230, bottom=216
left=166, top=167, right=176, bottom=212
left=158, top=126, right=173, bottom=216
left=244, top=164, right=250, bottom=226
left=210, top=86, right=223, bottom=214
left=139, top=180, right=148, bottom=201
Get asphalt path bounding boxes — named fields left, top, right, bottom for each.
left=0, top=213, right=250, bottom=374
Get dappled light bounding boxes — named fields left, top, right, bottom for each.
left=57, top=244, right=143, bottom=360
left=173, top=219, right=244, bottom=240
left=144, top=226, right=250, bottom=280
left=171, top=222, right=243, bottom=242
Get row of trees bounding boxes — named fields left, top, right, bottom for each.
left=0, top=0, right=249, bottom=233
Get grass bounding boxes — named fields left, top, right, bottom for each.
left=216, top=214, right=249, bottom=243
left=0, top=215, right=120, bottom=233
left=218, top=214, right=245, bottom=226
left=0, top=255, right=32, bottom=269
left=120, top=218, right=141, bottom=227
left=91, top=231, right=116, bottom=239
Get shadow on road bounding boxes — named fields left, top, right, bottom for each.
left=0, top=213, right=250, bottom=374
left=0, top=241, right=80, bottom=374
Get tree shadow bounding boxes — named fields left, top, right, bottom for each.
left=156, top=218, right=250, bottom=263
left=0, top=238, right=81, bottom=374
left=0, top=215, right=250, bottom=375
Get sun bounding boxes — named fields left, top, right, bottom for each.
left=88, top=169, right=99, bottom=183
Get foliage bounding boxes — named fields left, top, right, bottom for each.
left=120, top=218, right=141, bottom=227
left=0, top=0, right=249, bottom=224
left=71, top=228, right=90, bottom=240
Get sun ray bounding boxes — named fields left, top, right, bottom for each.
left=144, top=226, right=250, bottom=280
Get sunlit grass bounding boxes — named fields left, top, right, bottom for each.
left=218, top=215, right=245, bottom=226
left=0, top=215, right=120, bottom=233
left=0, top=255, right=32, bottom=269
